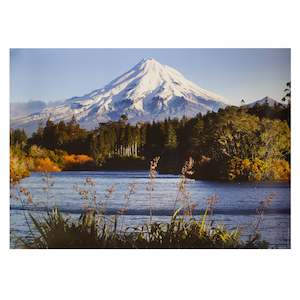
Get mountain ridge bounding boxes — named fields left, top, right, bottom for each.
left=243, top=96, right=286, bottom=108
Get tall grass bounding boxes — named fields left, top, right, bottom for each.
left=14, top=158, right=270, bottom=249
left=21, top=207, right=268, bottom=249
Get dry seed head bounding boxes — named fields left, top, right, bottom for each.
left=104, top=185, right=116, bottom=202
left=149, top=156, right=160, bottom=178
left=206, top=194, right=219, bottom=209
left=19, top=186, right=33, bottom=204
left=181, top=157, right=194, bottom=176
left=256, top=193, right=275, bottom=214
left=85, top=177, right=95, bottom=186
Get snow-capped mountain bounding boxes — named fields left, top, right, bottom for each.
left=243, top=96, right=285, bottom=108
left=11, top=58, right=228, bottom=133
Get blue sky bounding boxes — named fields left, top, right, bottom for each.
left=10, top=48, right=290, bottom=105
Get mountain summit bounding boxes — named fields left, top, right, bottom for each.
left=11, top=58, right=228, bottom=132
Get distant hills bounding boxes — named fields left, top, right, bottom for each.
left=243, top=96, right=286, bottom=108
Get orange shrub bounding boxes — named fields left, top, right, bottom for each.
left=63, top=154, right=93, bottom=167
left=34, top=157, right=61, bottom=172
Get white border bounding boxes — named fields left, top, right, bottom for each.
left=1, top=1, right=299, bottom=300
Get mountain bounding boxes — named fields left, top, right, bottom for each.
left=10, top=100, right=47, bottom=118
left=11, top=58, right=228, bottom=133
left=243, top=96, right=285, bottom=108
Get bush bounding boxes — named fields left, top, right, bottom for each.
left=28, top=145, right=66, bottom=167
left=63, top=154, right=96, bottom=171
left=228, top=157, right=290, bottom=181
left=34, top=157, right=61, bottom=172
left=264, top=159, right=290, bottom=181
left=10, top=147, right=30, bottom=184
left=228, top=158, right=266, bottom=181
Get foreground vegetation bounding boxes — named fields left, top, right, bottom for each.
left=13, top=158, right=272, bottom=249
left=22, top=207, right=268, bottom=249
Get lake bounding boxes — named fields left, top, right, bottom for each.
left=10, top=171, right=290, bottom=248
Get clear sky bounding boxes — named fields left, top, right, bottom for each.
left=10, top=48, right=290, bottom=105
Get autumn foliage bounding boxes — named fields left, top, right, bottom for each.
left=34, top=157, right=61, bottom=172
left=64, top=154, right=93, bottom=164
left=63, top=154, right=95, bottom=170
left=228, top=158, right=290, bottom=181
left=10, top=149, right=30, bottom=184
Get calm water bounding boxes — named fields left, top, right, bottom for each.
left=10, top=171, right=290, bottom=248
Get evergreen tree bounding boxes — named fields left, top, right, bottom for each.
left=10, top=129, right=27, bottom=150
left=282, top=82, right=291, bottom=103
left=164, top=122, right=177, bottom=149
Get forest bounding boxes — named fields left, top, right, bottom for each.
left=10, top=97, right=290, bottom=183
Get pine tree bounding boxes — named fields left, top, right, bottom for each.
left=165, top=123, right=177, bottom=149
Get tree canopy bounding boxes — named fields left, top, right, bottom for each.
left=11, top=101, right=290, bottom=181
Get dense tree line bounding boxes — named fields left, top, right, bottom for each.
left=10, top=98, right=290, bottom=181
left=28, top=116, right=90, bottom=154
left=246, top=101, right=290, bottom=125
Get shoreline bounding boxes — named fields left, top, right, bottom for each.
left=22, top=169, right=291, bottom=184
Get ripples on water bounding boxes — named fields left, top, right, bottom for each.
left=10, top=171, right=291, bottom=248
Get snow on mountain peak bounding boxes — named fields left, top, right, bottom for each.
left=11, top=58, right=228, bottom=133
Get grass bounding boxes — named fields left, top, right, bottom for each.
left=14, top=157, right=271, bottom=249
left=21, top=207, right=268, bottom=249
